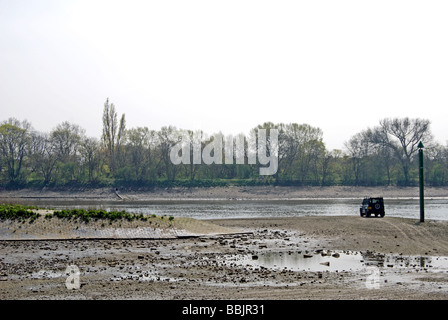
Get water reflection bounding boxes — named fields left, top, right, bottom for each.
left=224, top=250, right=448, bottom=272
left=247, top=250, right=364, bottom=272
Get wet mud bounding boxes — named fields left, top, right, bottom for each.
left=1, top=216, right=448, bottom=300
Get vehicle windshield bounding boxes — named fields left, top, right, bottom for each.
left=362, top=198, right=383, bottom=205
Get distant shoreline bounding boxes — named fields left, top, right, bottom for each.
left=1, top=185, right=448, bottom=201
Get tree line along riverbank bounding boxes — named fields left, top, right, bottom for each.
left=1, top=111, right=447, bottom=189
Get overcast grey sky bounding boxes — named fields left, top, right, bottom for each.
left=1, top=0, right=447, bottom=150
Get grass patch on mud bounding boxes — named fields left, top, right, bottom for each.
left=0, top=203, right=174, bottom=224
left=0, top=204, right=41, bottom=223
left=0, top=203, right=237, bottom=239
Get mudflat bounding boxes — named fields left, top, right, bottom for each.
left=1, top=185, right=448, bottom=300
left=2, top=185, right=448, bottom=200
left=1, top=214, right=448, bottom=299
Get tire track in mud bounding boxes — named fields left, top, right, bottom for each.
left=380, top=219, right=412, bottom=241
left=381, top=218, right=448, bottom=255
left=408, top=223, right=448, bottom=254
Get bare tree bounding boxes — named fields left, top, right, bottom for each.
left=379, top=117, right=432, bottom=185
left=29, top=132, right=58, bottom=185
left=79, top=137, right=101, bottom=183
left=344, top=131, right=371, bottom=185
left=126, top=127, right=155, bottom=181
left=157, top=126, right=178, bottom=180
left=50, top=121, right=85, bottom=182
left=365, top=127, right=394, bottom=185
left=187, top=129, right=203, bottom=180
left=51, top=121, right=85, bottom=160
left=294, top=124, right=324, bottom=184
left=276, top=123, right=301, bottom=181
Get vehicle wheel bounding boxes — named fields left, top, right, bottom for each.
left=366, top=213, right=371, bottom=218
left=380, top=212, right=385, bottom=218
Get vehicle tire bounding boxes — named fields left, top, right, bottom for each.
left=380, top=212, right=385, bottom=218
left=366, top=213, right=371, bottom=218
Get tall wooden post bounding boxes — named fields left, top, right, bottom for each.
left=418, top=141, right=424, bottom=223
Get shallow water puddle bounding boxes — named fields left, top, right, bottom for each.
left=223, top=250, right=448, bottom=272
left=241, top=251, right=365, bottom=272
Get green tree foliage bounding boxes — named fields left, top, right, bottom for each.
left=102, top=98, right=126, bottom=175
left=0, top=102, right=444, bottom=188
left=0, top=118, right=31, bottom=186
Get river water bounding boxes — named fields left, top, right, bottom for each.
left=18, top=198, right=448, bottom=221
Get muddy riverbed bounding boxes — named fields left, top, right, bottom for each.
left=1, top=216, right=448, bottom=300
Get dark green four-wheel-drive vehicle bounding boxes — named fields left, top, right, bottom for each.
left=360, top=197, right=385, bottom=218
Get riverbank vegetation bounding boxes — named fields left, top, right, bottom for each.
left=0, top=204, right=174, bottom=224
left=0, top=204, right=40, bottom=222
left=1, top=99, right=447, bottom=189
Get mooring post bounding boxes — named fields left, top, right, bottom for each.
left=418, top=141, right=424, bottom=223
